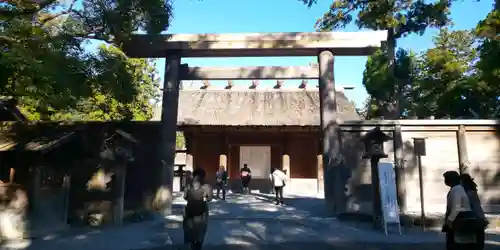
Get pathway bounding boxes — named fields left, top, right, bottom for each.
left=2, top=192, right=500, bottom=250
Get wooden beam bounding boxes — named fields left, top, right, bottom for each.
left=122, top=31, right=388, bottom=58
left=179, top=65, right=319, bottom=80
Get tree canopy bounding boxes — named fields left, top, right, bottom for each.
left=0, top=0, right=169, bottom=120
left=304, top=0, right=500, bottom=119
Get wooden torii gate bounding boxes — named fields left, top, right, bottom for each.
left=122, top=31, right=388, bottom=215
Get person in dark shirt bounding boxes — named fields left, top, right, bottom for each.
left=183, top=167, right=212, bottom=250
left=215, top=166, right=228, bottom=200
left=461, top=174, right=487, bottom=250
left=240, top=164, right=252, bottom=194
left=442, top=171, right=475, bottom=250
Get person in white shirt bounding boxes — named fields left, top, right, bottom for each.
left=269, top=167, right=287, bottom=205
left=442, top=171, right=476, bottom=250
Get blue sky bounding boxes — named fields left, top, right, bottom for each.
left=153, top=0, right=494, bottom=107
left=83, top=0, right=494, bottom=107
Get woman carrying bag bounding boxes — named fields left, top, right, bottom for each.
left=442, top=171, right=476, bottom=250
left=461, top=174, right=488, bottom=250
left=183, top=168, right=212, bottom=250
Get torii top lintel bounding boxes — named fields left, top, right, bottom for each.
left=122, top=31, right=388, bottom=58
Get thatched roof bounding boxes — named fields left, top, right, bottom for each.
left=0, top=123, right=77, bottom=153
left=153, top=89, right=360, bottom=126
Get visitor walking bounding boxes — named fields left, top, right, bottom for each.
left=240, top=164, right=252, bottom=194
left=270, top=167, right=287, bottom=205
left=215, top=166, right=228, bottom=200
left=183, top=167, right=212, bottom=250
left=442, top=171, right=476, bottom=250
left=461, top=173, right=488, bottom=250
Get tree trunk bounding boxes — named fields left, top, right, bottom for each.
left=387, top=27, right=400, bottom=119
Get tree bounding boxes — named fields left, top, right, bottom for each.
left=314, top=0, right=454, bottom=118
left=412, top=29, right=483, bottom=118
left=362, top=48, right=417, bottom=118
left=45, top=45, right=161, bottom=121
left=476, top=0, right=500, bottom=118
left=0, top=0, right=169, bottom=120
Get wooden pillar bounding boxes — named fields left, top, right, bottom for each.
left=318, top=50, right=341, bottom=214
left=113, top=166, right=126, bottom=225
left=393, top=124, right=406, bottom=213
left=31, top=167, right=41, bottom=212
left=317, top=154, right=324, bottom=195
left=156, top=54, right=181, bottom=215
left=457, top=125, right=469, bottom=174
left=282, top=154, right=290, bottom=177
left=281, top=135, right=291, bottom=192
left=219, top=132, right=228, bottom=170
left=219, top=155, right=227, bottom=170
left=185, top=133, right=194, bottom=172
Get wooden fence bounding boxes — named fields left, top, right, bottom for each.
left=337, top=120, right=500, bottom=217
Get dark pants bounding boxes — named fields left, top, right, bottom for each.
left=476, top=228, right=485, bottom=250
left=183, top=212, right=208, bottom=250
left=216, top=182, right=226, bottom=199
left=274, top=186, right=284, bottom=204
left=241, top=177, right=251, bottom=194
left=445, top=211, right=478, bottom=250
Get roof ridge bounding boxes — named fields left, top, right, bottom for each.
left=179, top=89, right=348, bottom=93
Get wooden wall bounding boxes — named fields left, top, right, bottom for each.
left=185, top=128, right=320, bottom=188
left=337, top=120, right=500, bottom=216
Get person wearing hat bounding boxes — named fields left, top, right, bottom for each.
left=442, top=170, right=475, bottom=250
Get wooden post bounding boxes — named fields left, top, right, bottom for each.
left=62, top=174, right=71, bottom=224
left=371, top=157, right=382, bottom=227
left=393, top=124, right=406, bottom=213
left=219, top=155, right=227, bottom=170
left=32, top=167, right=41, bottom=212
left=185, top=132, right=194, bottom=172
left=318, top=50, right=341, bottom=214
left=317, top=154, right=323, bottom=195
left=113, top=166, right=126, bottom=225
left=282, top=154, right=290, bottom=177
left=156, top=54, right=181, bottom=215
left=220, top=133, right=228, bottom=170
left=9, top=168, right=15, bottom=183
left=457, top=125, right=469, bottom=174
left=282, top=154, right=290, bottom=193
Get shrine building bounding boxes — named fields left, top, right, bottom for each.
left=153, top=81, right=360, bottom=195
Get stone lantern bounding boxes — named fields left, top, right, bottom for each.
left=361, top=127, right=392, bottom=159
left=360, top=126, right=392, bottom=229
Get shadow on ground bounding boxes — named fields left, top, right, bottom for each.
left=4, top=192, right=500, bottom=250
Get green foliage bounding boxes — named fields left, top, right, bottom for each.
left=412, top=29, right=486, bottom=118
left=307, top=0, right=500, bottom=119
left=176, top=132, right=185, bottom=150
left=0, top=0, right=169, bottom=120
left=363, top=27, right=500, bottom=119
left=311, top=0, right=455, bottom=118
left=476, top=1, right=500, bottom=114
left=314, top=0, right=453, bottom=38
left=362, top=47, right=417, bottom=118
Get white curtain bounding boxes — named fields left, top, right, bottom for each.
left=239, top=146, right=271, bottom=178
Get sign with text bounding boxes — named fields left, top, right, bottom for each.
left=378, top=162, right=401, bottom=225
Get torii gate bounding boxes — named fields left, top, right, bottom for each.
left=122, top=31, right=388, bottom=215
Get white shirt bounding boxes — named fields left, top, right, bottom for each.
left=269, top=169, right=287, bottom=187
left=447, top=184, right=471, bottom=222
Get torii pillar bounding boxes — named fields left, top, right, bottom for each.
left=156, top=54, right=181, bottom=215
left=318, top=50, right=343, bottom=214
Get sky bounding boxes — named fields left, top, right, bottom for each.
left=85, top=0, right=494, bottom=107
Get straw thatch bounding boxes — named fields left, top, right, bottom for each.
left=153, top=89, right=360, bottom=126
